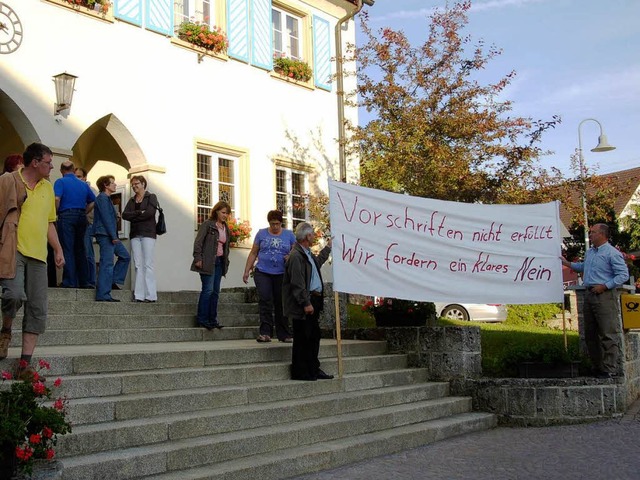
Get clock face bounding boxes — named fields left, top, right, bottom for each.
left=0, top=2, right=23, bottom=54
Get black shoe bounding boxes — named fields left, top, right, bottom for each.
left=108, top=298, right=121, bottom=302
left=112, top=284, right=122, bottom=290
left=316, top=369, right=334, bottom=380
left=212, top=324, right=224, bottom=329
left=80, top=285, right=95, bottom=289
left=595, top=371, right=613, bottom=379
left=135, top=299, right=145, bottom=303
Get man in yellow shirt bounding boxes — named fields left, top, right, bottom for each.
left=0, top=143, right=65, bottom=380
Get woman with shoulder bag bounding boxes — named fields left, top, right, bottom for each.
left=122, top=175, right=158, bottom=303
left=190, top=201, right=231, bottom=330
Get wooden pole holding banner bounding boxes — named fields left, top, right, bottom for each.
left=334, top=291, right=344, bottom=378
left=562, top=299, right=568, bottom=351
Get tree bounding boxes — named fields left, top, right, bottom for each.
left=344, top=1, right=563, bottom=204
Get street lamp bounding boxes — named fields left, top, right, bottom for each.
left=577, top=118, right=616, bottom=250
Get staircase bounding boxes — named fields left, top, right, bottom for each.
left=0, top=288, right=496, bottom=479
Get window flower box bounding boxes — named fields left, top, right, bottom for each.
left=46, top=0, right=113, bottom=21
left=177, top=21, right=228, bottom=55
left=273, top=54, right=312, bottom=83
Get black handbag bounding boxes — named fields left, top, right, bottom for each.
left=155, top=199, right=167, bottom=235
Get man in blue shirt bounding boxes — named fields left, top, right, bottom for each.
left=562, top=223, right=629, bottom=378
left=54, top=161, right=95, bottom=288
left=282, top=222, right=333, bottom=381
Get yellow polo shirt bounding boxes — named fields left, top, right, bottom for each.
left=17, top=171, right=57, bottom=262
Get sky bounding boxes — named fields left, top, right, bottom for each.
left=356, top=0, right=640, bottom=177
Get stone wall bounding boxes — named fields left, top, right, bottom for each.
left=330, top=322, right=640, bottom=426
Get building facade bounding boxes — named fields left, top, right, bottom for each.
left=0, top=0, right=361, bottom=290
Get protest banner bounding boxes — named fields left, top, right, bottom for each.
left=328, top=180, right=564, bottom=304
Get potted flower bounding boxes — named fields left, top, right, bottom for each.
left=177, top=20, right=228, bottom=54
left=362, top=297, right=435, bottom=327
left=273, top=53, right=312, bottom=82
left=227, top=218, right=252, bottom=246
left=0, top=360, right=72, bottom=478
left=63, top=0, right=111, bottom=14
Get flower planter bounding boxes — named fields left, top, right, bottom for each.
left=517, top=361, right=581, bottom=378
left=373, top=311, right=426, bottom=327
left=1, top=442, right=18, bottom=479
left=13, top=459, right=62, bottom=480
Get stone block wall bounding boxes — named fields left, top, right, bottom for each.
left=456, top=377, right=626, bottom=426
left=624, top=332, right=640, bottom=406
left=329, top=322, right=639, bottom=426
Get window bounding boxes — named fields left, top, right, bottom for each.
left=272, top=6, right=301, bottom=60
left=276, top=167, right=307, bottom=229
left=174, top=0, right=213, bottom=31
left=196, top=150, right=237, bottom=225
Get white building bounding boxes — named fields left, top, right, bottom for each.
left=0, top=0, right=364, bottom=290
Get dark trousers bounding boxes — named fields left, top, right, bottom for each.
left=584, top=289, right=622, bottom=374
left=291, top=295, right=323, bottom=380
left=58, top=209, right=89, bottom=288
left=254, top=269, right=290, bottom=340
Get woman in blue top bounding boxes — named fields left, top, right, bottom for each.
left=243, top=210, right=296, bottom=343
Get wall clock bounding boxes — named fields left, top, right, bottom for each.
left=0, top=2, right=23, bottom=54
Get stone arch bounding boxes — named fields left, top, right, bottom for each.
left=0, top=89, right=40, bottom=159
left=72, top=114, right=146, bottom=172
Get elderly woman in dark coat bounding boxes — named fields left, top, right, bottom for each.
left=190, top=201, right=231, bottom=330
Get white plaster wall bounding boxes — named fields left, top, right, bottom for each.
left=1, top=0, right=356, bottom=290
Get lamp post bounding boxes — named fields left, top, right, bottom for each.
left=577, top=118, right=616, bottom=250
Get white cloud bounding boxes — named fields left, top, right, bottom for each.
left=533, top=66, right=640, bottom=110
left=470, top=0, right=550, bottom=13
left=369, top=0, right=550, bottom=23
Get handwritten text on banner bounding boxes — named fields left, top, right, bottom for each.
left=328, top=180, right=564, bottom=304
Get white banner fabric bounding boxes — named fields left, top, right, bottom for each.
left=328, top=180, right=564, bottom=304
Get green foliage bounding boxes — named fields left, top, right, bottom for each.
left=621, top=204, right=640, bottom=251
left=505, top=303, right=562, bottom=327
left=0, top=362, right=71, bottom=475
left=483, top=328, right=585, bottom=377
left=345, top=1, right=564, bottom=204
left=346, top=303, right=376, bottom=329
left=273, top=55, right=312, bottom=82
left=441, top=319, right=585, bottom=377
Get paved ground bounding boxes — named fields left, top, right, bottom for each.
left=293, top=400, right=640, bottom=480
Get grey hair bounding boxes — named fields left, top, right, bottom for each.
left=295, top=222, right=314, bottom=241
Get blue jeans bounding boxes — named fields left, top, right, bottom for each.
left=58, top=209, right=89, bottom=288
left=85, top=222, right=96, bottom=287
left=196, top=257, right=223, bottom=327
left=96, top=235, right=130, bottom=300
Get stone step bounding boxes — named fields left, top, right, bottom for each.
left=65, top=367, right=429, bottom=426
left=46, top=300, right=256, bottom=315
left=46, top=289, right=245, bottom=304
left=0, top=339, right=388, bottom=376
left=57, top=380, right=444, bottom=458
left=60, top=409, right=494, bottom=480
left=9, top=326, right=260, bottom=347
left=45, top=313, right=259, bottom=330
left=150, top=412, right=496, bottom=480
left=55, top=354, right=409, bottom=399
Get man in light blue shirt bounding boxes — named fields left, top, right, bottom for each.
left=562, top=223, right=629, bottom=378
